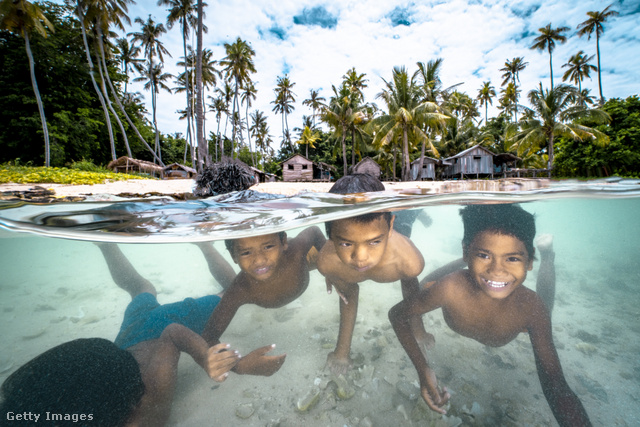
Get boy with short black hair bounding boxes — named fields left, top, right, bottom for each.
left=318, top=174, right=426, bottom=375
left=0, top=243, right=240, bottom=427
left=389, top=203, right=591, bottom=427
left=197, top=226, right=326, bottom=375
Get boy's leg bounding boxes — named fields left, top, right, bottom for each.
left=535, top=234, right=556, bottom=315
left=96, top=243, right=157, bottom=298
left=194, top=242, right=236, bottom=290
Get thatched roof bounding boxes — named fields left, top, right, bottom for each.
left=107, top=156, right=164, bottom=174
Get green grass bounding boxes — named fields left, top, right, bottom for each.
left=0, top=164, right=154, bottom=185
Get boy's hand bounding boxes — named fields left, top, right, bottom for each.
left=234, top=344, right=286, bottom=376
left=325, top=351, right=352, bottom=376
left=206, top=343, right=240, bottom=382
left=326, top=277, right=348, bottom=304
left=420, top=369, right=450, bottom=414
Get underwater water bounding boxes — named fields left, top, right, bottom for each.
left=0, top=180, right=639, bottom=426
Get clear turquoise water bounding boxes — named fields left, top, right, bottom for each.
left=0, top=179, right=638, bottom=426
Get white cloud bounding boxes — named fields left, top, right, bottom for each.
left=117, top=0, right=637, bottom=144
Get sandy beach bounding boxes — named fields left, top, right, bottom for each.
left=0, top=177, right=550, bottom=199
left=1, top=177, right=636, bottom=427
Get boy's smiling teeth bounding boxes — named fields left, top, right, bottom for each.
left=484, top=279, right=508, bottom=288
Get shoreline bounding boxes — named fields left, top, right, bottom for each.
left=0, top=177, right=551, bottom=200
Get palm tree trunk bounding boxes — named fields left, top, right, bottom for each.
left=195, top=0, right=206, bottom=172
left=596, top=32, right=604, bottom=104
left=548, top=47, right=554, bottom=89
left=341, top=130, right=348, bottom=176
left=547, top=133, right=554, bottom=177
left=24, top=33, right=50, bottom=167
left=182, top=22, right=192, bottom=165
left=76, top=2, right=116, bottom=161
left=151, top=85, right=162, bottom=164
left=402, top=128, right=411, bottom=181
left=96, top=27, right=131, bottom=158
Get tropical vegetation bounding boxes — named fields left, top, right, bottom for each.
left=0, top=1, right=637, bottom=183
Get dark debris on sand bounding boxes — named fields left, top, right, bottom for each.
left=194, top=159, right=256, bottom=198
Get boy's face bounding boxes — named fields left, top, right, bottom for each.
left=329, top=215, right=394, bottom=273
left=231, top=234, right=287, bottom=281
left=463, top=231, right=533, bottom=300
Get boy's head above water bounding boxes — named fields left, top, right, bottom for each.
left=329, top=173, right=385, bottom=194
left=225, top=232, right=288, bottom=281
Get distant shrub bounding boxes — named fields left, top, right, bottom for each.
left=67, top=159, right=111, bottom=173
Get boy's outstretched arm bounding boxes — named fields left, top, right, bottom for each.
left=326, top=279, right=359, bottom=376
left=162, top=323, right=239, bottom=381
left=389, top=290, right=449, bottom=414
left=528, top=303, right=592, bottom=427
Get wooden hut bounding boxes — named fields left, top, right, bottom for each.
left=162, top=163, right=197, bottom=179
left=442, top=145, right=496, bottom=179
left=410, top=157, right=439, bottom=181
left=281, top=154, right=314, bottom=182
left=107, top=156, right=164, bottom=178
left=493, top=153, right=520, bottom=178
left=315, top=162, right=336, bottom=182
left=349, top=157, right=381, bottom=178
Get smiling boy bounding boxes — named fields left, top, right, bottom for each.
left=317, top=174, right=425, bottom=375
left=389, top=204, right=591, bottom=427
left=199, top=226, right=326, bottom=376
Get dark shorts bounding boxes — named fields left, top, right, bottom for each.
left=114, top=293, right=221, bottom=350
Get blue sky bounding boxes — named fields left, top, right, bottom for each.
left=119, top=0, right=639, bottom=145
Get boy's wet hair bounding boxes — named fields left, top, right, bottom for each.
left=0, top=338, right=144, bottom=427
left=329, top=173, right=385, bottom=194
left=326, top=174, right=390, bottom=238
left=460, top=203, right=536, bottom=258
left=225, top=231, right=287, bottom=253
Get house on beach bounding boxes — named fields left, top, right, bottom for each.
left=442, top=145, right=496, bottom=179
left=107, top=156, right=164, bottom=178
left=349, top=157, right=381, bottom=179
left=163, top=163, right=196, bottom=179
left=410, top=157, right=440, bottom=181
left=281, top=154, right=335, bottom=182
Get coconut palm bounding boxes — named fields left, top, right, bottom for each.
left=343, top=67, right=368, bottom=101
left=115, top=37, right=143, bottom=94
left=194, top=0, right=205, bottom=170
left=250, top=110, right=272, bottom=169
left=498, top=82, right=519, bottom=121
left=134, top=62, right=173, bottom=164
left=295, top=126, right=320, bottom=159
left=509, top=83, right=610, bottom=175
left=530, top=24, right=569, bottom=89
left=322, top=83, right=355, bottom=175
left=0, top=0, right=53, bottom=166
left=272, top=75, right=296, bottom=151
left=477, top=81, right=496, bottom=124
left=302, top=89, right=326, bottom=128
left=159, top=0, right=198, bottom=165
left=561, top=51, right=597, bottom=94
left=220, top=37, right=256, bottom=156
left=577, top=4, right=619, bottom=104
left=208, top=95, right=228, bottom=160
left=500, top=57, right=528, bottom=121
left=241, top=82, right=257, bottom=165
left=373, top=66, right=448, bottom=181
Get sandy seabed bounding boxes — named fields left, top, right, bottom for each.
left=1, top=178, right=638, bottom=427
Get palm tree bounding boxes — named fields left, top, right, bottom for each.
left=530, top=24, right=569, bottom=89
left=322, top=83, right=355, bottom=175
left=194, top=0, right=205, bottom=170
left=250, top=110, right=271, bottom=169
left=509, top=84, right=610, bottom=175
left=208, top=95, right=227, bottom=160
left=0, top=0, right=53, bottom=166
left=272, top=74, right=296, bottom=151
left=295, top=126, right=320, bottom=158
left=134, top=62, right=173, bottom=164
left=115, top=37, right=143, bottom=94
left=302, top=89, right=326, bottom=128
left=500, top=57, right=528, bottom=121
left=373, top=66, right=448, bottom=181
left=498, top=82, right=519, bottom=121
left=343, top=67, right=368, bottom=101
left=159, top=0, right=197, bottom=165
left=477, top=81, right=496, bottom=124
left=220, top=37, right=256, bottom=157
left=561, top=51, right=597, bottom=93
left=577, top=4, right=619, bottom=104
left=241, top=82, right=257, bottom=165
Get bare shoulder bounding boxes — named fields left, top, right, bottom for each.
left=391, top=232, right=425, bottom=277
